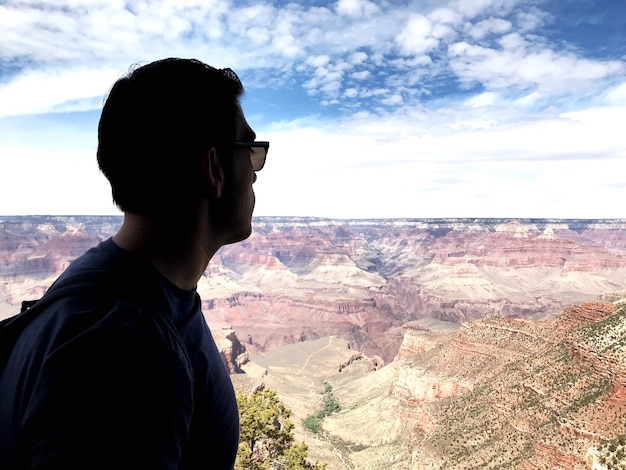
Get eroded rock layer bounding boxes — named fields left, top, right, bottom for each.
left=3, top=216, right=626, bottom=362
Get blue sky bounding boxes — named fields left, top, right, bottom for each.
left=0, top=0, right=625, bottom=218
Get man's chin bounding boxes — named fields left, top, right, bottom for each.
left=224, top=224, right=252, bottom=246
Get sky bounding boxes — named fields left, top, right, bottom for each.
left=0, top=0, right=625, bottom=219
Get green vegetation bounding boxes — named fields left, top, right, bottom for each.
left=236, top=388, right=326, bottom=470
left=580, top=304, right=626, bottom=352
left=595, top=434, right=626, bottom=469
left=569, top=378, right=610, bottom=412
left=303, top=382, right=341, bottom=434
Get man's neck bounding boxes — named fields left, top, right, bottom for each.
left=112, top=208, right=219, bottom=290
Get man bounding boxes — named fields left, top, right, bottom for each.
left=0, top=58, right=268, bottom=469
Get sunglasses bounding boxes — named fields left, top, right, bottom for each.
left=231, top=141, right=269, bottom=171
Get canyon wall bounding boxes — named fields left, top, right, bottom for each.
left=3, top=216, right=626, bottom=362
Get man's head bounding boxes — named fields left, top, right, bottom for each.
left=97, top=58, right=245, bottom=218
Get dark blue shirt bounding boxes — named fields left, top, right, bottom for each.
left=0, top=238, right=239, bottom=469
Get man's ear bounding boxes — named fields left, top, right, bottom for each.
left=201, top=147, right=225, bottom=198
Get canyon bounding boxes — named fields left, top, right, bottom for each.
left=2, top=215, right=626, bottom=468
left=237, top=302, right=626, bottom=469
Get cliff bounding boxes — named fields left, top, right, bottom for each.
left=309, top=302, right=626, bottom=469
left=4, top=216, right=626, bottom=363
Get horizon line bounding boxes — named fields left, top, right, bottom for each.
left=2, top=215, right=626, bottom=223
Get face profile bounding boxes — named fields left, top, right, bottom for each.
left=208, top=102, right=269, bottom=245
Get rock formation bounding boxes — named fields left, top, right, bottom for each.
left=269, top=303, right=625, bottom=469
left=4, top=216, right=626, bottom=363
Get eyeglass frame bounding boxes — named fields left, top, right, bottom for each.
left=231, top=141, right=269, bottom=171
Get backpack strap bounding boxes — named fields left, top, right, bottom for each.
left=20, top=300, right=38, bottom=313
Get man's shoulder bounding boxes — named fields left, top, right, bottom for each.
left=8, top=239, right=176, bottom=368
left=54, top=237, right=129, bottom=283
left=50, top=238, right=165, bottom=311
left=4, top=284, right=191, bottom=401
left=14, top=289, right=161, bottom=362
left=2, top=237, right=192, bottom=387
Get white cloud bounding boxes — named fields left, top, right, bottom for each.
left=351, top=70, right=370, bottom=80
left=0, top=1, right=214, bottom=64
left=468, top=17, right=512, bottom=40
left=253, top=101, right=626, bottom=218
left=513, top=91, right=542, bottom=107
left=604, top=82, right=626, bottom=106
left=456, top=0, right=497, bottom=18
left=428, top=7, right=463, bottom=25
left=336, top=0, right=379, bottom=18
left=448, top=40, right=625, bottom=92
left=348, top=52, right=368, bottom=65
left=4, top=88, right=624, bottom=218
left=3, top=0, right=605, bottom=114
left=0, top=67, right=120, bottom=117
left=306, top=55, right=331, bottom=67
left=396, top=14, right=439, bottom=56
left=3, top=96, right=621, bottom=218
left=381, top=94, right=403, bottom=106
left=359, top=88, right=389, bottom=98
left=455, top=0, right=520, bottom=19
left=431, top=23, right=456, bottom=40
left=1, top=0, right=625, bottom=218
left=304, top=64, right=345, bottom=96
left=1, top=0, right=617, bottom=115
left=466, top=92, right=498, bottom=108
left=515, top=7, right=549, bottom=32
left=499, top=32, right=525, bottom=50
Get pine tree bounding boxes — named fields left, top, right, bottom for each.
left=235, top=388, right=327, bottom=470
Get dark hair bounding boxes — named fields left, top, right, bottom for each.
left=97, top=58, right=244, bottom=216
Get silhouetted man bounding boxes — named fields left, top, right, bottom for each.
left=0, top=58, right=269, bottom=469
